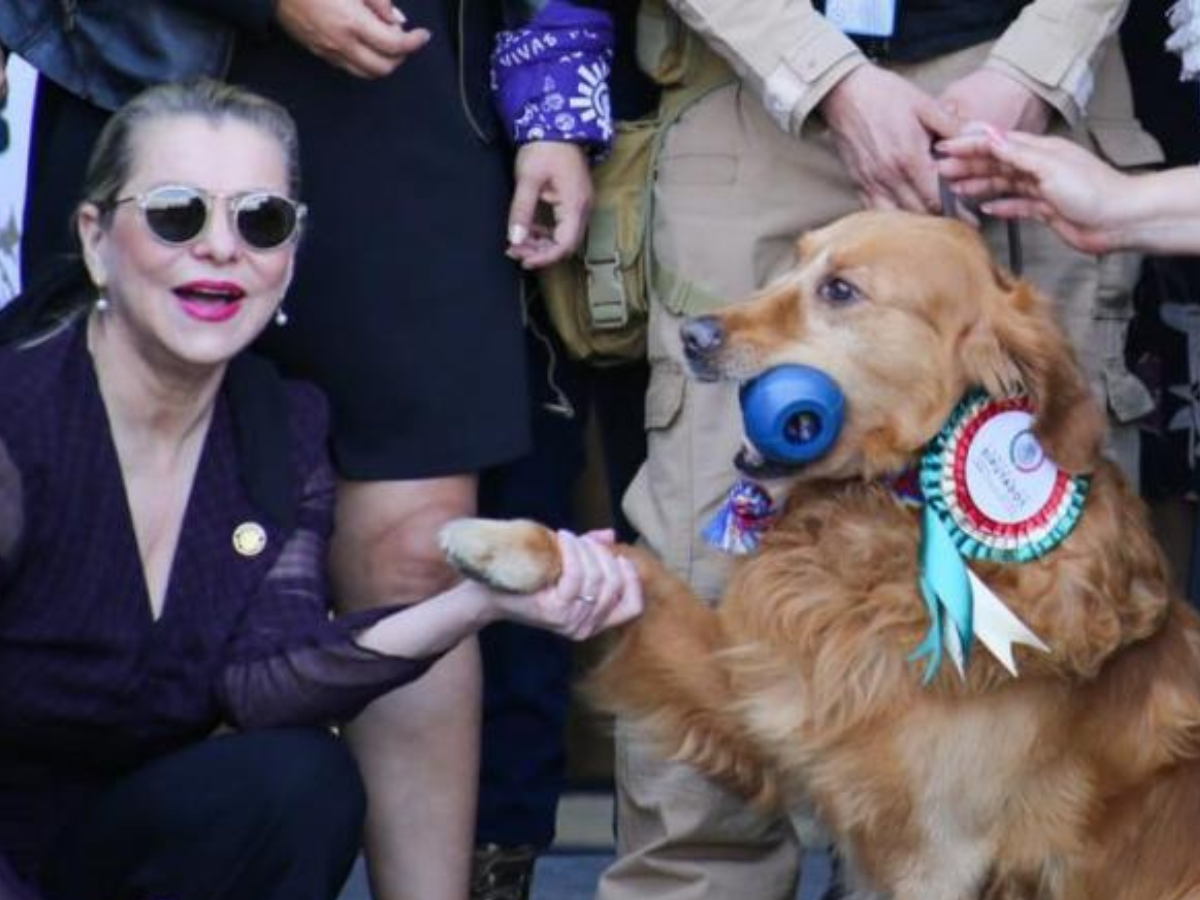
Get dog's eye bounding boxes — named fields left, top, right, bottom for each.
left=818, top=277, right=861, bottom=305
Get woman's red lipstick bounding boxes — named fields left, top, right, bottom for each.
left=173, top=281, right=247, bottom=323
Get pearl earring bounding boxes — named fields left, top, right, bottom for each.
left=274, top=307, right=289, bottom=327
left=94, top=293, right=109, bottom=313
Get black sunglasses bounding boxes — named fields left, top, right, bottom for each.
left=110, top=184, right=307, bottom=251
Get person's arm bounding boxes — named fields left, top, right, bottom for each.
left=0, top=444, right=41, bottom=900
left=983, top=0, right=1129, bottom=128
left=215, top=457, right=437, bottom=728
left=933, top=0, right=1130, bottom=155
left=492, top=0, right=615, bottom=267
left=656, top=0, right=957, bottom=212
left=936, top=128, right=1200, bottom=255
left=218, top=454, right=640, bottom=728
left=663, top=0, right=866, bottom=137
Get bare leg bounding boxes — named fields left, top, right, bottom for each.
left=332, top=475, right=479, bottom=900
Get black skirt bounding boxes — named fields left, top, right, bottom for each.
left=229, top=0, right=529, bottom=479
left=22, top=0, right=530, bottom=481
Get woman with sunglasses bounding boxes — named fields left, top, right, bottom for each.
left=0, top=79, right=641, bottom=900
left=2, top=3, right=615, bottom=896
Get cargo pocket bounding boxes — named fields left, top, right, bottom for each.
left=1096, top=251, right=1155, bottom=424
left=644, top=363, right=687, bottom=432
left=621, top=363, right=690, bottom=572
left=1100, top=318, right=1155, bottom=424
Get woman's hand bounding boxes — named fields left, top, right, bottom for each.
left=488, top=529, right=644, bottom=640
left=506, top=142, right=593, bottom=269
left=275, top=0, right=431, bottom=79
left=936, top=127, right=1134, bottom=254
left=355, top=529, right=643, bottom=660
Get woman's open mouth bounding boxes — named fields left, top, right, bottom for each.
left=174, top=281, right=247, bottom=323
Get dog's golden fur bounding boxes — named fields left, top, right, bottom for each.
left=443, top=211, right=1200, bottom=900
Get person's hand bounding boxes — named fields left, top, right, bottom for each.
left=489, top=529, right=644, bottom=640
left=936, top=126, right=1131, bottom=254
left=506, top=141, right=593, bottom=269
left=819, top=64, right=961, bottom=213
left=937, top=68, right=1052, bottom=136
left=275, top=0, right=431, bottom=79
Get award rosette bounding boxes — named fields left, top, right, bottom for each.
left=911, top=393, right=1085, bottom=682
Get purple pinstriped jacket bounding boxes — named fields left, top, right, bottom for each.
left=0, top=322, right=436, bottom=896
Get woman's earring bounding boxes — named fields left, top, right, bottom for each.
left=94, top=293, right=110, bottom=313
left=274, top=307, right=289, bottom=327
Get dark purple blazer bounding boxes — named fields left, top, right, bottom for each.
left=0, top=322, right=434, bottom=893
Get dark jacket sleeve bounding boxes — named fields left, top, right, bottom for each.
left=216, top=436, right=440, bottom=729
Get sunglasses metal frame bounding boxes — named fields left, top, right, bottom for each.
left=109, top=184, right=307, bottom=251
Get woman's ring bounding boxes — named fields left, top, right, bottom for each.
left=577, top=593, right=597, bottom=604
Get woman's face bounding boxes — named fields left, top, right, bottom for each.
left=77, top=115, right=298, bottom=372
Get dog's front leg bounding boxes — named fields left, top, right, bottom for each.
left=440, top=516, right=785, bottom=806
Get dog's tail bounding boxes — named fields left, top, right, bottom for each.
left=588, top=546, right=782, bottom=808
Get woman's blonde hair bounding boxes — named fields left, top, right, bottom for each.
left=83, top=79, right=302, bottom=221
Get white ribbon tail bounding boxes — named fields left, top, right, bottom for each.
left=966, top=569, right=1050, bottom=676
left=943, top=618, right=967, bottom=680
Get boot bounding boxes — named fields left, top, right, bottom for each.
left=469, top=843, right=538, bottom=900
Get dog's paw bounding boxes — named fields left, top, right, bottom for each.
left=439, top=518, right=562, bottom=594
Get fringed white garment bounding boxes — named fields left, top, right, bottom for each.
left=1167, top=0, right=1200, bottom=81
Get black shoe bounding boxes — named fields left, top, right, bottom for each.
left=470, top=843, right=538, bottom=900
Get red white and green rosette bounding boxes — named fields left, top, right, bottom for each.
left=918, top=392, right=1089, bottom=564
left=909, top=392, right=1083, bottom=682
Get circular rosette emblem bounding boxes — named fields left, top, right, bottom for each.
left=919, top=393, right=1088, bottom=563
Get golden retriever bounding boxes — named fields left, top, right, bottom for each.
left=441, top=210, right=1200, bottom=900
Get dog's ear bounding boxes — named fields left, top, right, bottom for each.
left=961, top=274, right=1104, bottom=475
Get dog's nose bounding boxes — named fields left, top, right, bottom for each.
left=681, top=316, right=724, bottom=359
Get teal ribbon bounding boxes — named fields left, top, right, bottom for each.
left=909, top=506, right=975, bottom=684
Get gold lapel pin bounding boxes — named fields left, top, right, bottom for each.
left=232, top=522, right=268, bottom=557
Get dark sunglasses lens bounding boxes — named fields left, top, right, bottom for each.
left=236, top=194, right=297, bottom=250
left=142, top=188, right=207, bottom=244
